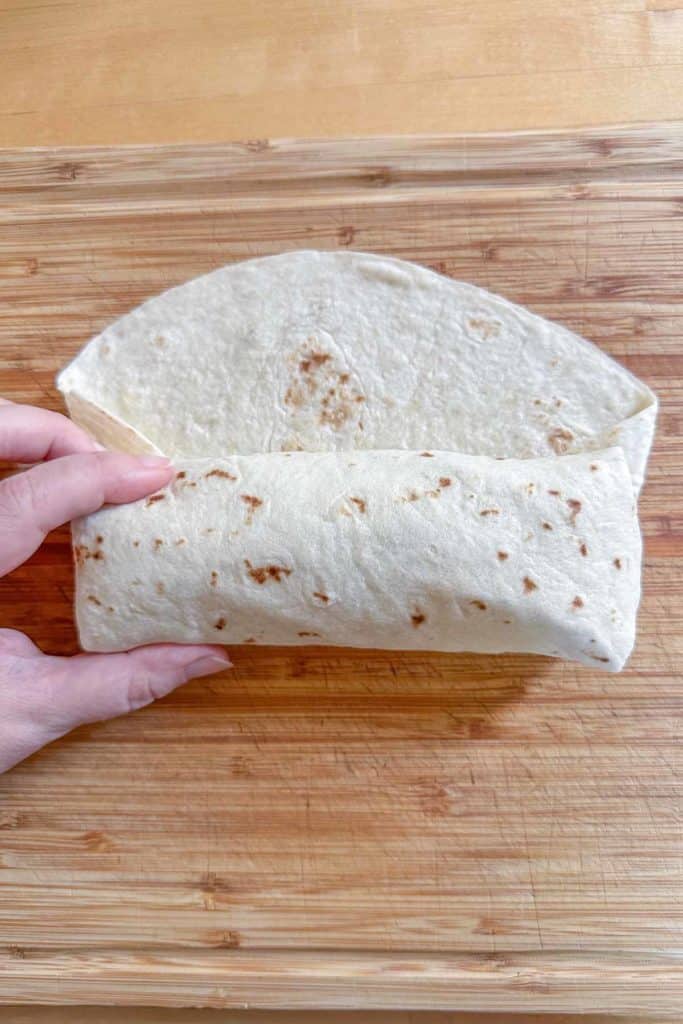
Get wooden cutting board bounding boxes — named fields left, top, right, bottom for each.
left=0, top=125, right=681, bottom=1014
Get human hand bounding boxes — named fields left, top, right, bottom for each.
left=0, top=401, right=231, bottom=773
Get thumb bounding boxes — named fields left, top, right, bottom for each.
left=0, top=635, right=231, bottom=772
left=46, top=644, right=233, bottom=725
left=0, top=452, right=173, bottom=576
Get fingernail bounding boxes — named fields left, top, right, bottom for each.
left=136, top=455, right=172, bottom=468
left=91, top=440, right=108, bottom=451
left=185, top=654, right=233, bottom=680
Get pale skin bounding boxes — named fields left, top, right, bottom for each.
left=0, top=401, right=232, bottom=773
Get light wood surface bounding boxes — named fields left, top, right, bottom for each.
left=0, top=1011, right=677, bottom=1024
left=0, top=1012, right=677, bottom=1024
left=2, top=0, right=683, bottom=146
left=0, top=126, right=681, bottom=1012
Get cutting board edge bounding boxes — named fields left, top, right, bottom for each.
left=1, top=949, right=682, bottom=1013
left=1, top=120, right=683, bottom=198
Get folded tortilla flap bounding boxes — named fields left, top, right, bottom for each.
left=57, top=251, right=656, bottom=484
left=73, top=447, right=641, bottom=670
left=61, top=391, right=161, bottom=455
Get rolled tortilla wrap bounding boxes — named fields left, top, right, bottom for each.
left=73, top=447, right=640, bottom=670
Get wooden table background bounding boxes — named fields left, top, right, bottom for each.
left=0, top=1011, right=678, bottom=1024
left=2, top=0, right=683, bottom=146
left=2, top=1, right=683, bottom=1021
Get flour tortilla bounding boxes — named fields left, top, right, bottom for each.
left=73, top=448, right=640, bottom=671
left=57, top=251, right=656, bottom=490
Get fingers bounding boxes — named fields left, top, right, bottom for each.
left=0, top=402, right=103, bottom=461
left=42, top=644, right=233, bottom=728
left=0, top=641, right=232, bottom=773
left=0, top=627, right=40, bottom=657
left=0, top=451, right=173, bottom=576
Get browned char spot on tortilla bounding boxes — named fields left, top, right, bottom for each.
left=523, top=576, right=538, bottom=593
left=299, top=351, right=331, bottom=374
left=284, top=385, right=304, bottom=407
left=548, top=428, right=574, bottom=454
left=87, top=594, right=102, bottom=606
left=205, top=468, right=237, bottom=481
left=480, top=508, right=500, bottom=517
left=497, top=551, right=509, bottom=561
left=176, top=471, right=187, bottom=480
left=350, top=496, right=366, bottom=513
left=289, top=346, right=365, bottom=431
left=542, top=521, right=553, bottom=531
left=145, top=494, right=165, bottom=507
left=580, top=543, right=588, bottom=556
left=470, top=600, right=487, bottom=611
left=411, top=610, right=426, bottom=627
left=74, top=544, right=104, bottom=566
left=175, top=538, right=186, bottom=546
left=589, top=654, right=610, bottom=663
left=590, top=463, right=599, bottom=472
left=155, top=581, right=165, bottom=595
left=298, top=631, right=321, bottom=638
left=210, top=571, right=218, bottom=587
left=245, top=559, right=292, bottom=584
left=153, top=539, right=164, bottom=551
left=548, top=489, right=561, bottom=497
left=439, top=477, right=452, bottom=489
left=567, top=498, right=582, bottom=524
left=468, top=317, right=501, bottom=339
left=572, top=596, right=584, bottom=609
left=133, top=540, right=140, bottom=547
left=241, top=494, right=263, bottom=524
left=320, top=404, right=351, bottom=429
left=243, top=637, right=256, bottom=644
left=313, top=591, right=329, bottom=604
left=419, top=451, right=434, bottom=457
left=614, top=557, right=623, bottom=570
left=214, top=617, right=226, bottom=631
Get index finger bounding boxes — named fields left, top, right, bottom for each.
left=0, top=402, right=102, bottom=462
left=0, top=451, right=173, bottom=576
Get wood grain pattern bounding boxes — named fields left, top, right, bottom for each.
left=0, top=1014, right=672, bottom=1024
left=0, top=1012, right=676, bottom=1024
left=0, top=126, right=682, bottom=1012
left=2, top=0, right=683, bottom=145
